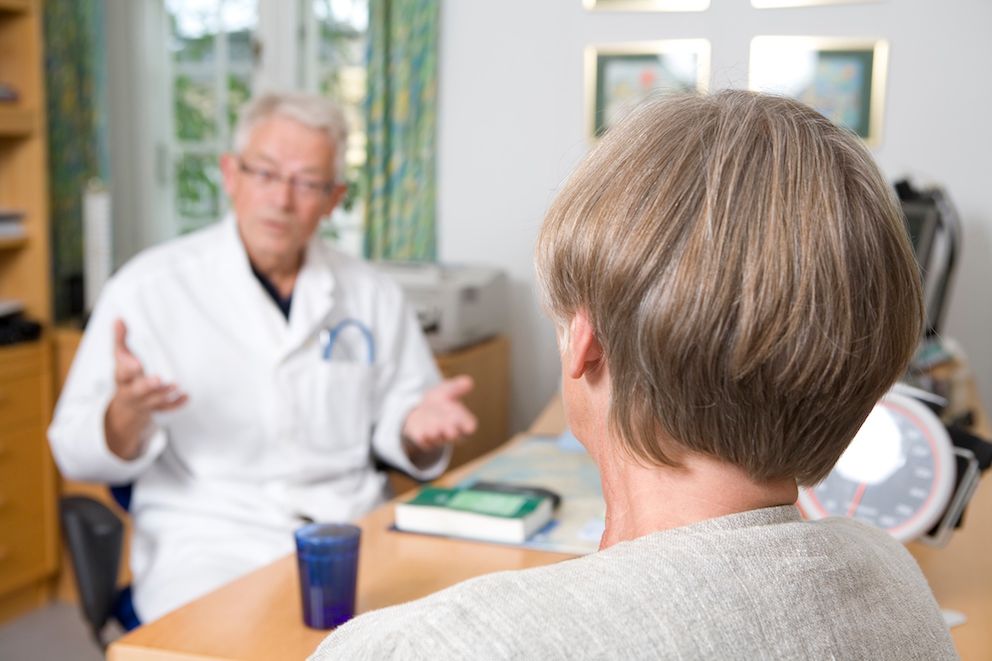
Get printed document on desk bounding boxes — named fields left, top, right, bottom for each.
left=458, top=431, right=605, bottom=555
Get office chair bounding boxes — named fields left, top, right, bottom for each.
left=59, top=490, right=140, bottom=650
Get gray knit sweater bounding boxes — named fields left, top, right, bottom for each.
left=310, top=505, right=957, bottom=660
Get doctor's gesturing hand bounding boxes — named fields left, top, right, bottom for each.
left=104, top=319, right=188, bottom=460
left=401, top=375, right=477, bottom=467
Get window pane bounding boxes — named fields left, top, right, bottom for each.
left=220, top=0, right=256, bottom=35
left=313, top=0, right=368, bottom=169
left=223, top=0, right=255, bottom=99
left=168, top=0, right=219, bottom=63
left=309, top=0, right=368, bottom=256
left=313, top=0, right=368, bottom=32
left=167, top=0, right=256, bottom=234
left=174, top=73, right=218, bottom=141
left=227, top=73, right=251, bottom=132
left=173, top=31, right=216, bottom=65
left=175, top=152, right=221, bottom=231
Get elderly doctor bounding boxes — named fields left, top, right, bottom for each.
left=48, top=92, right=476, bottom=623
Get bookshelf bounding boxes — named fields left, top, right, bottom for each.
left=0, top=0, right=50, bottom=320
left=0, top=0, right=58, bottom=625
left=0, top=1, right=31, bottom=15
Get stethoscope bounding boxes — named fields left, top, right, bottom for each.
left=319, top=318, right=375, bottom=364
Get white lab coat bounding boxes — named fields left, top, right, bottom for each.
left=48, top=215, right=448, bottom=622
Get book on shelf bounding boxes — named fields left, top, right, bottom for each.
left=395, top=484, right=555, bottom=544
left=0, top=298, right=25, bottom=318
left=0, top=83, right=18, bottom=103
left=0, top=209, right=25, bottom=238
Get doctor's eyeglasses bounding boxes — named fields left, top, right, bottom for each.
left=237, top=159, right=337, bottom=199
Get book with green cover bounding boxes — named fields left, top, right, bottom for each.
left=458, top=434, right=605, bottom=555
left=394, top=486, right=554, bottom=544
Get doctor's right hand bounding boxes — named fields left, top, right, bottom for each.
left=104, top=319, right=187, bottom=460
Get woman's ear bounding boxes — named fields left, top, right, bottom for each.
left=566, top=310, right=603, bottom=379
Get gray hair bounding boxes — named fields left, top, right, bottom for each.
left=536, top=90, right=923, bottom=485
left=232, top=92, right=349, bottom=182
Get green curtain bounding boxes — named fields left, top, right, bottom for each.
left=44, top=0, right=108, bottom=321
left=363, top=0, right=439, bottom=261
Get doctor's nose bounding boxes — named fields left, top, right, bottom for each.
left=269, top=177, right=296, bottom=210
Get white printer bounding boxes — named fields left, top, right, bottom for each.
left=374, top=262, right=507, bottom=353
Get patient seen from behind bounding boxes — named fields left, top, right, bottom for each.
left=310, top=90, right=957, bottom=660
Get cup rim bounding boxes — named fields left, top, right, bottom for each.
left=295, top=522, right=362, bottom=550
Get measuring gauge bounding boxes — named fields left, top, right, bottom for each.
left=797, top=391, right=956, bottom=542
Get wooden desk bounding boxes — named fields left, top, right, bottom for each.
left=908, top=376, right=992, bottom=659
left=109, top=392, right=992, bottom=661
left=108, top=397, right=568, bottom=661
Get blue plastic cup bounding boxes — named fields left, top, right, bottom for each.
left=294, top=523, right=361, bottom=629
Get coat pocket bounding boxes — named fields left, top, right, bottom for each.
left=301, top=361, right=376, bottom=455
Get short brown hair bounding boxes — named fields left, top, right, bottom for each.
left=536, top=90, right=923, bottom=485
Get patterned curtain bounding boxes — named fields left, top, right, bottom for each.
left=363, top=0, right=439, bottom=261
left=44, top=0, right=108, bottom=321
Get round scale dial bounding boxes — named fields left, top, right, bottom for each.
left=797, top=391, right=955, bottom=542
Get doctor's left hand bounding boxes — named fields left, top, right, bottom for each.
left=402, top=376, right=477, bottom=462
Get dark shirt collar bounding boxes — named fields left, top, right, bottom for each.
left=250, top=262, right=293, bottom=320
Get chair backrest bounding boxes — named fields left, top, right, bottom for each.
left=59, top=495, right=125, bottom=649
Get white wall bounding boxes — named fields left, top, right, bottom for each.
left=438, top=0, right=992, bottom=432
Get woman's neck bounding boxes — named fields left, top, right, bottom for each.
left=596, top=445, right=798, bottom=550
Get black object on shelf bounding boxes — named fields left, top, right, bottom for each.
left=0, top=312, right=42, bottom=345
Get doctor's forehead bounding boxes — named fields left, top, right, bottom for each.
left=241, top=115, right=337, bottom=173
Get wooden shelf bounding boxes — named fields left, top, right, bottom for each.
left=0, top=235, right=27, bottom=250
left=0, top=0, right=55, bottom=626
left=0, top=0, right=29, bottom=14
left=0, top=107, right=34, bottom=138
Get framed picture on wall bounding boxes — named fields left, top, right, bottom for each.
left=586, top=40, right=710, bottom=140
left=749, top=36, right=888, bottom=146
left=583, top=0, right=710, bottom=10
